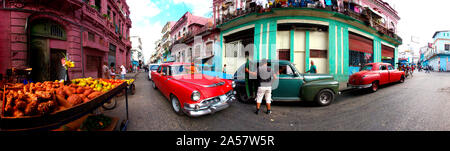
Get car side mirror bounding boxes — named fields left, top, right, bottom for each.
left=162, top=72, right=167, bottom=76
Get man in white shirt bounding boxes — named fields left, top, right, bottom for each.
left=120, top=64, right=127, bottom=79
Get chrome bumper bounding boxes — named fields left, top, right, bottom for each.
left=183, top=91, right=236, bottom=117
left=347, top=83, right=372, bottom=89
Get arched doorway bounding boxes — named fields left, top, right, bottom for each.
left=29, top=19, right=67, bottom=82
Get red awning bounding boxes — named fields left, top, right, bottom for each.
left=349, top=33, right=373, bottom=54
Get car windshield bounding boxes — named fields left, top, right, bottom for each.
left=360, top=65, right=373, bottom=71
left=150, top=65, right=159, bottom=71
left=170, top=65, right=198, bottom=75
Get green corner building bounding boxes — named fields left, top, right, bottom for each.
left=213, top=5, right=402, bottom=85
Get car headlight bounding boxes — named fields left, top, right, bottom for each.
left=362, top=75, right=369, bottom=78
left=231, top=81, right=236, bottom=88
left=191, top=91, right=201, bottom=101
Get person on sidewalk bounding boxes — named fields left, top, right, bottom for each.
left=102, top=62, right=111, bottom=79
left=223, top=64, right=227, bottom=79
left=253, top=59, right=277, bottom=115
left=306, top=61, right=317, bottom=74
left=120, top=64, right=127, bottom=79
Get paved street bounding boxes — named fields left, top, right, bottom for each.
left=105, top=71, right=450, bottom=131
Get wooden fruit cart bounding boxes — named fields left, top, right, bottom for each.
left=0, top=82, right=130, bottom=131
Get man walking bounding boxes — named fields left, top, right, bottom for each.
left=120, top=64, right=127, bottom=79
left=254, top=59, right=277, bottom=115
left=306, top=60, right=317, bottom=74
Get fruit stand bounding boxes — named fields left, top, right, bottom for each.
left=0, top=79, right=131, bottom=131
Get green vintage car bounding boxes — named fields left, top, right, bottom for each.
left=233, top=60, right=339, bottom=106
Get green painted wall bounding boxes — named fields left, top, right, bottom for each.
left=218, top=15, right=400, bottom=82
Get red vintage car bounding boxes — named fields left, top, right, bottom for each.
left=348, top=62, right=405, bottom=92
left=151, top=62, right=236, bottom=117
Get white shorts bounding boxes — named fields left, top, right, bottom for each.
left=255, top=87, right=272, bottom=104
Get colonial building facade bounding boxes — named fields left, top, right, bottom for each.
left=421, top=31, right=450, bottom=71
left=0, top=0, right=132, bottom=81
left=169, top=12, right=218, bottom=66
left=212, top=0, right=402, bottom=82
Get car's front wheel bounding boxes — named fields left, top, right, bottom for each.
left=370, top=81, right=379, bottom=92
left=315, top=89, right=335, bottom=106
left=171, top=95, right=183, bottom=116
left=237, top=90, right=254, bottom=104
left=399, top=76, right=405, bottom=83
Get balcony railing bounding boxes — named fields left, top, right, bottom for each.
left=216, top=1, right=401, bottom=43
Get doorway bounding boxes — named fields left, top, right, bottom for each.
left=29, top=19, right=67, bottom=82
left=50, top=49, right=66, bottom=81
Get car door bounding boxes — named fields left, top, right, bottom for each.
left=378, top=65, right=389, bottom=85
left=153, top=66, right=163, bottom=86
left=387, top=65, right=398, bottom=83
left=159, top=66, right=171, bottom=98
left=272, top=64, right=303, bottom=101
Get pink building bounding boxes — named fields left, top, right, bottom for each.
left=0, top=0, right=132, bottom=82
left=170, top=12, right=218, bottom=65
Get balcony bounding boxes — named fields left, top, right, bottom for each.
left=82, top=3, right=107, bottom=26
left=216, top=2, right=402, bottom=45
left=83, top=36, right=108, bottom=52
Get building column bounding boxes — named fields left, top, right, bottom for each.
left=290, top=29, right=294, bottom=62
left=305, top=30, right=310, bottom=71
left=268, top=20, right=277, bottom=60
left=328, top=22, right=337, bottom=76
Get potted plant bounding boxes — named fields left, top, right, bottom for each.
left=103, top=14, right=110, bottom=20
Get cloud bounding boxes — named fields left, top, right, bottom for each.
left=129, top=0, right=163, bottom=63
left=128, top=0, right=161, bottom=23
left=131, top=21, right=163, bottom=63
left=172, top=0, right=213, bottom=17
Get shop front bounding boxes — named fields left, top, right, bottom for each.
left=29, top=18, right=69, bottom=82
left=348, top=32, right=373, bottom=75
left=381, top=44, right=395, bottom=66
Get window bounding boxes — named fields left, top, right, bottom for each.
left=88, top=32, right=95, bottom=42
left=360, top=65, right=373, bottom=71
left=162, top=66, right=168, bottom=75
left=157, top=66, right=162, bottom=73
left=388, top=65, right=394, bottom=70
left=95, top=0, right=101, bottom=12
left=310, top=49, right=327, bottom=58
left=350, top=50, right=373, bottom=66
left=380, top=65, right=387, bottom=70
left=445, top=44, right=450, bottom=51
left=279, top=65, right=294, bottom=75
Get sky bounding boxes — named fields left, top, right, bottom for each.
left=128, top=0, right=450, bottom=63
left=128, top=0, right=212, bottom=63
left=382, top=0, right=450, bottom=53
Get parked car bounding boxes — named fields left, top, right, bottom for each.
left=348, top=62, right=405, bottom=92
left=148, top=64, right=160, bottom=81
left=151, top=62, right=236, bottom=117
left=233, top=60, right=339, bottom=106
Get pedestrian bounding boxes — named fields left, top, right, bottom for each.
left=120, top=64, right=127, bottom=79
left=102, top=62, right=111, bottom=79
left=244, top=51, right=255, bottom=99
left=253, top=59, right=277, bottom=115
left=223, top=64, right=227, bottom=73
left=110, top=63, right=116, bottom=79
left=306, top=60, right=317, bottom=74
left=223, top=64, right=227, bottom=79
